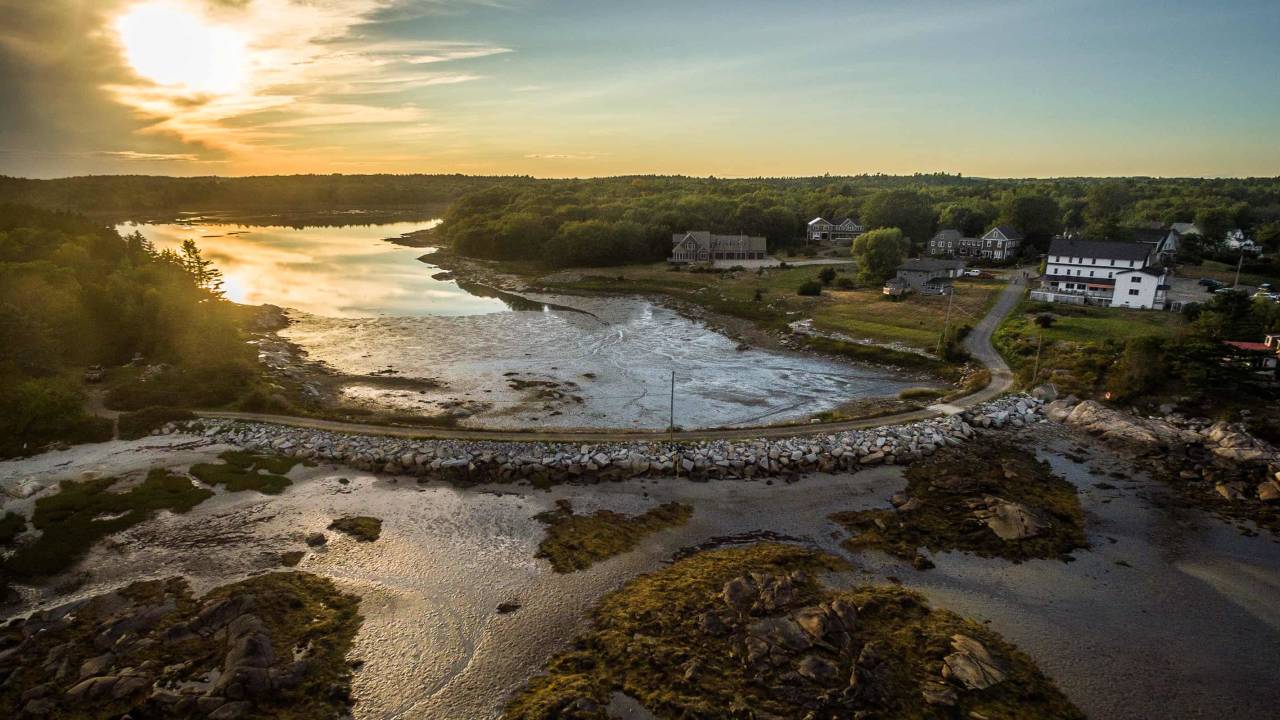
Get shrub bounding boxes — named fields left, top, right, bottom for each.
left=818, top=267, right=837, bottom=286
left=0, top=376, right=111, bottom=457
left=898, top=387, right=946, bottom=401
left=834, top=277, right=856, bottom=290
left=1034, top=314, right=1056, bottom=329
left=118, top=406, right=196, bottom=440
left=797, top=280, right=823, bottom=296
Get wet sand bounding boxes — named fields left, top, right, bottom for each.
left=2, top=426, right=1279, bottom=719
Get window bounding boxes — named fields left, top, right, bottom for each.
left=1129, top=288, right=1140, bottom=296
left=1131, top=276, right=1141, bottom=283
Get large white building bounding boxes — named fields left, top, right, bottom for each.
left=1033, top=238, right=1168, bottom=310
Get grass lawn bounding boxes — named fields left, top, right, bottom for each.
left=994, top=299, right=1187, bottom=393
left=539, top=262, right=1005, bottom=353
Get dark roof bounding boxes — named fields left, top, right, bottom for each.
left=1048, top=237, right=1150, bottom=262
left=1130, top=228, right=1169, bottom=245
left=932, top=229, right=963, bottom=242
left=987, top=225, right=1025, bottom=241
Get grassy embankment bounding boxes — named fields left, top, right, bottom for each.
left=533, top=262, right=1004, bottom=376
left=994, top=299, right=1185, bottom=395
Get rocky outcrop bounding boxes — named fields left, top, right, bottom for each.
left=177, top=395, right=1045, bottom=486
left=0, top=574, right=359, bottom=719
left=970, top=497, right=1048, bottom=541
left=942, top=634, right=1007, bottom=690
left=1061, top=401, right=1200, bottom=449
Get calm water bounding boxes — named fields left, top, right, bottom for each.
left=118, top=220, right=506, bottom=317
left=118, top=220, right=914, bottom=429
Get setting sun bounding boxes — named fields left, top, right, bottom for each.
left=115, top=1, right=249, bottom=95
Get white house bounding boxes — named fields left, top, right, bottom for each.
left=808, top=217, right=864, bottom=245
left=1032, top=238, right=1168, bottom=310
left=669, top=231, right=767, bottom=263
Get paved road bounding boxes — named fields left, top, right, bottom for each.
left=199, top=272, right=1029, bottom=443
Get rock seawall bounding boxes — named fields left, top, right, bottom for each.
left=182, top=396, right=1045, bottom=485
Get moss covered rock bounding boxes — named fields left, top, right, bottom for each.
left=504, top=542, right=1082, bottom=720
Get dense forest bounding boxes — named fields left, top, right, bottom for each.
left=0, top=204, right=256, bottom=456
left=4, top=173, right=1280, bottom=268
left=432, top=174, right=1280, bottom=267
left=0, top=174, right=521, bottom=217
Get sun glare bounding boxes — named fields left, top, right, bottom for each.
left=115, top=2, right=249, bottom=95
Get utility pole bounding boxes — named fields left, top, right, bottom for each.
left=936, top=284, right=955, bottom=356
left=1032, top=331, right=1044, bottom=384
left=670, top=370, right=679, bottom=479
left=669, top=370, right=676, bottom=437
left=1235, top=252, right=1244, bottom=288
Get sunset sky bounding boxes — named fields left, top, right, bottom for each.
left=1, top=0, right=1278, bottom=179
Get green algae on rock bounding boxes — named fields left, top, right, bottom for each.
left=3, top=469, right=214, bottom=580
left=503, top=542, right=1083, bottom=720
left=832, top=441, right=1088, bottom=565
left=0, top=572, right=361, bottom=719
left=328, top=515, right=383, bottom=542
left=189, top=450, right=302, bottom=495
left=533, top=499, right=692, bottom=573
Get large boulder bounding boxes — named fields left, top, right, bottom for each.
left=1063, top=401, right=1197, bottom=449
left=941, top=634, right=1006, bottom=690
left=971, top=498, right=1047, bottom=541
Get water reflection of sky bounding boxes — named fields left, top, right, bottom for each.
left=117, top=221, right=508, bottom=318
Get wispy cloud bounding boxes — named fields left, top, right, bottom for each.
left=93, top=149, right=216, bottom=162
left=525, top=152, right=598, bottom=161
left=98, top=0, right=509, bottom=168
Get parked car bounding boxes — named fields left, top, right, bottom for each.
left=83, top=365, right=105, bottom=383
left=1198, top=277, right=1217, bottom=286
left=1204, top=280, right=1226, bottom=292
left=963, top=268, right=982, bottom=277
left=1214, top=287, right=1244, bottom=295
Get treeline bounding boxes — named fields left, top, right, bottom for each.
left=0, top=174, right=524, bottom=217
left=6, top=173, right=1280, bottom=268
left=434, top=175, right=1280, bottom=268
left=0, top=204, right=255, bottom=456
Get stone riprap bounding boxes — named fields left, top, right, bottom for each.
left=178, top=396, right=1045, bottom=485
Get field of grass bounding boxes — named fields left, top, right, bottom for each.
left=538, top=262, right=1005, bottom=354
left=994, top=300, right=1187, bottom=393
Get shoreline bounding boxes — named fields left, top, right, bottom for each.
left=416, top=245, right=957, bottom=386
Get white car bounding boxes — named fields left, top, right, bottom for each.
left=963, top=269, right=982, bottom=277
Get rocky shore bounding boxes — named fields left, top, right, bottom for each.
left=1047, top=397, right=1280, bottom=532
left=182, top=395, right=1044, bottom=485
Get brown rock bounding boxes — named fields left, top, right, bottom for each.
left=942, top=634, right=1006, bottom=690
left=921, top=681, right=959, bottom=706
left=796, top=654, right=842, bottom=685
